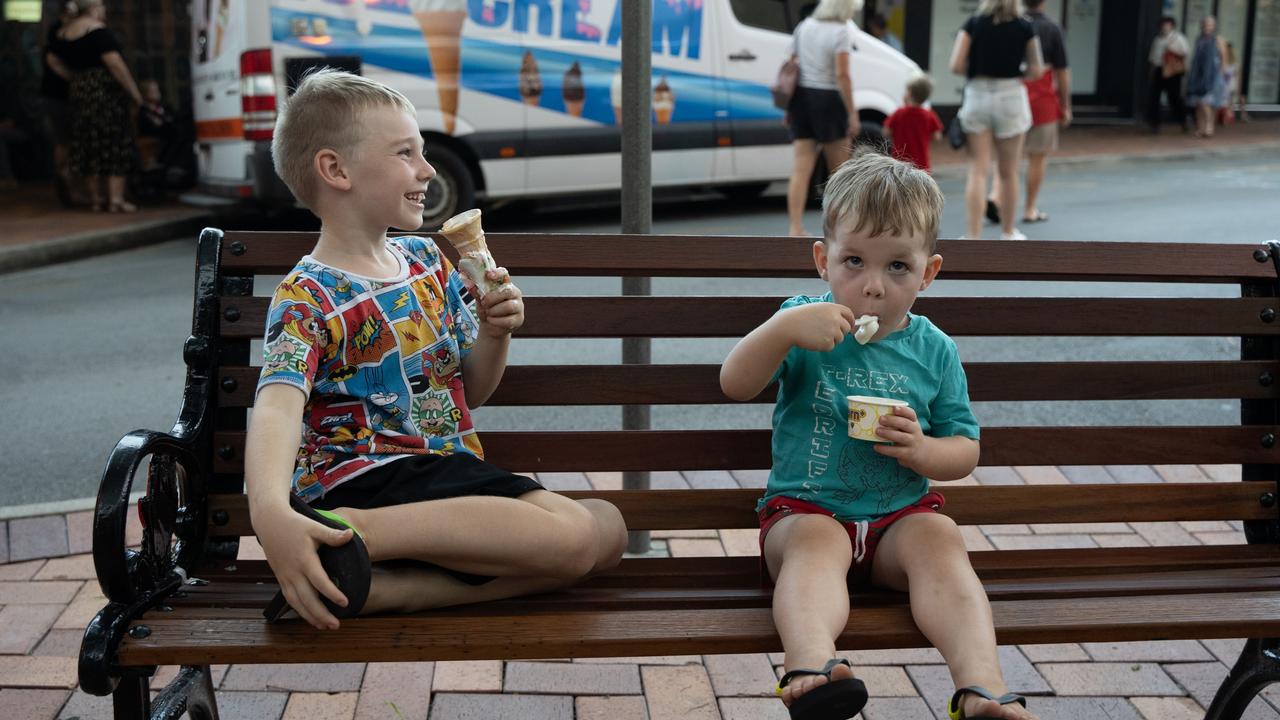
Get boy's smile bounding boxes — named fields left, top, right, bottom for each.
left=814, top=224, right=942, bottom=342
left=344, top=105, right=436, bottom=231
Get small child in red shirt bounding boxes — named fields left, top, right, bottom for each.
left=884, top=74, right=944, bottom=173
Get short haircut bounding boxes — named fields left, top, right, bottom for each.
left=1160, top=15, right=1177, bottom=27
left=271, top=69, right=417, bottom=209
left=906, top=73, right=933, bottom=104
left=811, top=0, right=864, bottom=23
left=1025, top=0, right=1046, bottom=8
left=822, top=151, right=945, bottom=253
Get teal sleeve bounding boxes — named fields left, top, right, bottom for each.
left=930, top=345, right=980, bottom=440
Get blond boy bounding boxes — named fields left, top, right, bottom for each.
left=248, top=69, right=626, bottom=630
left=721, top=153, right=1036, bottom=720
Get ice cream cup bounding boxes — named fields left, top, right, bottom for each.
left=847, top=395, right=909, bottom=442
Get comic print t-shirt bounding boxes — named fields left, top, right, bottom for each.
left=256, top=236, right=482, bottom=502
left=762, top=293, right=979, bottom=521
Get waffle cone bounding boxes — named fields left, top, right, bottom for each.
left=416, top=10, right=467, bottom=134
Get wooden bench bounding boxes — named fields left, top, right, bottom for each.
left=79, top=228, right=1280, bottom=720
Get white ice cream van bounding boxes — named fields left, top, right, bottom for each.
left=190, top=0, right=920, bottom=227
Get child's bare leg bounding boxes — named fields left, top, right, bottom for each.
left=871, top=513, right=1037, bottom=720
left=336, top=493, right=627, bottom=582
left=763, top=514, right=858, bottom=707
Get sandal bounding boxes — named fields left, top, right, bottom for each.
left=1022, top=210, right=1049, bottom=223
left=108, top=200, right=138, bottom=213
left=263, top=493, right=371, bottom=623
left=947, top=685, right=1027, bottom=720
left=984, top=199, right=1000, bottom=225
left=777, top=658, right=868, bottom=720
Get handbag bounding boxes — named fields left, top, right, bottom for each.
left=1162, top=48, right=1186, bottom=78
left=947, top=114, right=966, bottom=150
left=771, top=28, right=801, bottom=110
left=771, top=57, right=800, bottom=109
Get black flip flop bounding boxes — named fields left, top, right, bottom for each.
left=777, top=658, right=868, bottom=720
left=263, top=493, right=371, bottom=623
left=947, top=685, right=1027, bottom=719
left=985, top=199, right=1000, bottom=225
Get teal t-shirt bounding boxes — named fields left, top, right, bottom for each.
left=763, top=293, right=980, bottom=520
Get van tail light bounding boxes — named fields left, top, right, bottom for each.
left=240, top=48, right=277, bottom=141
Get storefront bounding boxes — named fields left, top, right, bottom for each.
left=864, top=0, right=1280, bottom=117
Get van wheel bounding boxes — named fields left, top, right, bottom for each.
left=422, top=144, right=475, bottom=230
left=856, top=121, right=889, bottom=155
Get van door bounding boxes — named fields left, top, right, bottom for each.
left=715, top=0, right=794, bottom=185
left=192, top=0, right=255, bottom=196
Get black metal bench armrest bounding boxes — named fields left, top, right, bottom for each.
left=93, top=429, right=204, bottom=605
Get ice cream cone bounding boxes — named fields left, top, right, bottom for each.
left=563, top=61, right=585, bottom=118
left=653, top=76, right=675, bottom=125
left=440, top=209, right=503, bottom=297
left=415, top=9, right=468, bottom=135
left=610, top=71, right=624, bottom=125
left=519, top=50, right=542, bottom=107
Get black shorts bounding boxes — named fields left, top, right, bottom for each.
left=788, top=86, right=850, bottom=143
left=312, top=453, right=544, bottom=585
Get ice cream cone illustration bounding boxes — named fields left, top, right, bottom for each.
left=563, top=61, right=585, bottom=117
left=610, top=70, right=623, bottom=125
left=412, top=0, right=468, bottom=135
left=519, top=51, right=542, bottom=107
left=653, top=76, right=675, bottom=125
left=440, top=209, right=504, bottom=298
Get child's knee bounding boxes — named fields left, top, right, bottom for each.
left=780, top=514, right=853, bottom=562
left=580, top=499, right=627, bottom=571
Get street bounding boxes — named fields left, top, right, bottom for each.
left=1, top=148, right=1276, bottom=507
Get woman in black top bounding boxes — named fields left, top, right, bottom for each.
left=46, top=0, right=144, bottom=213
left=949, top=0, right=1042, bottom=241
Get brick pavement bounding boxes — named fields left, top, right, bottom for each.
left=2, top=465, right=1279, bottom=719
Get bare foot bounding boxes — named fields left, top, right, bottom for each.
left=780, top=660, right=856, bottom=708
left=788, top=226, right=811, bottom=237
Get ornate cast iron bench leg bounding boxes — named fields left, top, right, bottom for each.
left=1204, top=639, right=1280, bottom=720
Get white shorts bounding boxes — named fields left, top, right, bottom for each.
left=958, top=79, right=1032, bottom=139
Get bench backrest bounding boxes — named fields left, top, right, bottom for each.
left=194, top=230, right=1280, bottom=547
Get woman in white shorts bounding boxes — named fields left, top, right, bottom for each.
left=950, top=0, right=1043, bottom=240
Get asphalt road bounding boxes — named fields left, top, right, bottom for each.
left=2, top=147, right=1276, bottom=507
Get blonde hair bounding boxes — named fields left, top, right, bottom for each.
left=811, top=0, right=864, bottom=23
left=822, top=151, right=945, bottom=252
left=906, top=73, right=933, bottom=104
left=271, top=69, right=417, bottom=209
left=978, top=0, right=1024, bottom=23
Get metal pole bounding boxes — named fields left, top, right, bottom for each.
left=621, top=0, right=652, bottom=554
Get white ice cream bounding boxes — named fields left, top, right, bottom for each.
left=853, top=315, right=879, bottom=345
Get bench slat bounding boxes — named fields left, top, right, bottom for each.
left=218, top=233, right=1271, bottom=283
left=210, top=428, right=1280, bottom=475
left=214, top=360, right=1280, bottom=407
left=115, top=590, right=1280, bottom=665
left=220, top=296, right=1280, bottom=339
left=205, top=483, right=1275, bottom=536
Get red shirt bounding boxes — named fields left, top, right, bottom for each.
left=1025, top=72, right=1063, bottom=126
left=885, top=105, right=943, bottom=172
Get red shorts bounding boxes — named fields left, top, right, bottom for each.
left=758, top=491, right=946, bottom=586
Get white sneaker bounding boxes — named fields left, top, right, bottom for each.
left=1000, top=229, right=1027, bottom=241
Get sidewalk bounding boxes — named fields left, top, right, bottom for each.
left=1, top=464, right=1277, bottom=720
left=0, top=183, right=214, bottom=275
left=928, top=115, right=1279, bottom=178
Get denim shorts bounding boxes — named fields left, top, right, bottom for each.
left=958, top=79, right=1032, bottom=139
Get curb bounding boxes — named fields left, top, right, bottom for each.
left=0, top=211, right=215, bottom=275
left=930, top=138, right=1280, bottom=180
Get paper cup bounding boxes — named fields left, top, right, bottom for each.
left=847, top=395, right=909, bottom=442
